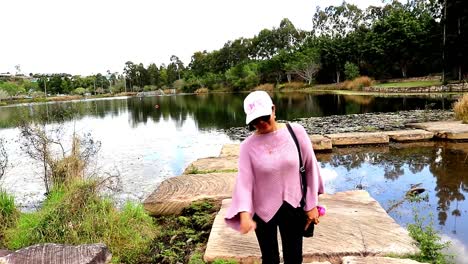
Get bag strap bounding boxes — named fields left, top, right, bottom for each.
left=286, top=123, right=307, bottom=208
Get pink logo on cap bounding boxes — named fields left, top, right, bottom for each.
left=246, top=100, right=264, bottom=115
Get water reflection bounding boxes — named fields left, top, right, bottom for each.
left=0, top=92, right=457, bottom=129
left=317, top=142, right=468, bottom=247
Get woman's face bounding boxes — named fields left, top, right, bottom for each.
left=251, top=106, right=276, bottom=134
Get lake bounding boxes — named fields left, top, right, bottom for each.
left=0, top=92, right=466, bottom=258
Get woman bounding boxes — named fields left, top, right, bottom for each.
left=225, top=91, right=324, bottom=264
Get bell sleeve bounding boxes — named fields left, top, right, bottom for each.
left=224, top=141, right=255, bottom=231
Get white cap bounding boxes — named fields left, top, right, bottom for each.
left=243, top=91, right=273, bottom=125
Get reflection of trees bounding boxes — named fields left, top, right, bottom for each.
left=0, top=93, right=457, bottom=130
left=319, top=142, right=468, bottom=228
left=429, top=143, right=468, bottom=226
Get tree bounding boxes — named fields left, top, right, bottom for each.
left=123, top=61, right=136, bottom=91
left=286, top=48, right=321, bottom=85
left=147, top=63, right=160, bottom=87
left=0, top=138, right=7, bottom=180
left=344, top=62, right=360, bottom=80
left=312, top=2, right=365, bottom=37
left=442, top=0, right=468, bottom=82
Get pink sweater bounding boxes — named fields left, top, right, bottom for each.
left=225, top=123, right=324, bottom=231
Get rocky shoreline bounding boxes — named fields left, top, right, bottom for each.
left=225, top=109, right=455, bottom=141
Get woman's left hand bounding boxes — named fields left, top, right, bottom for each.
left=305, top=207, right=319, bottom=231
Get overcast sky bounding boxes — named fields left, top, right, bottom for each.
left=1, top=0, right=387, bottom=76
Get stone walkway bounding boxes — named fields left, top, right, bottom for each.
left=204, top=192, right=420, bottom=264
left=142, top=121, right=468, bottom=263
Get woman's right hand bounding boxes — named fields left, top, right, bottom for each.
left=239, top=212, right=256, bottom=234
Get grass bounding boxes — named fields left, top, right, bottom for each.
left=145, top=200, right=221, bottom=264
left=4, top=180, right=156, bottom=263
left=453, top=93, right=468, bottom=123
left=374, top=80, right=441, bottom=88
left=0, top=189, right=19, bottom=248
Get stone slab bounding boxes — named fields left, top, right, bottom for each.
left=143, top=172, right=236, bottom=216
left=0, top=243, right=111, bottom=264
left=0, top=250, right=12, bottom=258
left=310, top=135, right=333, bottom=151
left=326, top=132, right=389, bottom=146
left=384, top=129, right=434, bottom=142
left=204, top=191, right=418, bottom=264
left=406, top=121, right=468, bottom=140
left=220, top=144, right=240, bottom=157
left=342, top=256, right=428, bottom=264
left=183, top=156, right=238, bottom=174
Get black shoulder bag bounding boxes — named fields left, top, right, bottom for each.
left=286, top=123, right=315, bottom=237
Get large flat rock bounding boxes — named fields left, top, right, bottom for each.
left=183, top=156, right=238, bottom=174
left=384, top=130, right=434, bottom=142
left=0, top=243, right=111, bottom=264
left=406, top=121, right=468, bottom=140
left=326, top=132, right=389, bottom=146
left=143, top=172, right=236, bottom=216
left=310, top=135, right=333, bottom=151
left=342, top=256, right=428, bottom=264
left=220, top=144, right=240, bottom=157
left=204, top=191, right=418, bottom=264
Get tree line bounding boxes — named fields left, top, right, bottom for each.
left=1, top=0, right=467, bottom=97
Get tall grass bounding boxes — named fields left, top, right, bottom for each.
left=454, top=93, right=468, bottom=124
left=4, top=180, right=156, bottom=263
left=340, top=76, right=373, bottom=90
left=0, top=189, right=18, bottom=248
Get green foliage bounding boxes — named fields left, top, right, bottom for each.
left=73, top=87, right=87, bottom=95
left=0, top=189, right=18, bottom=248
left=146, top=200, right=220, bottom=264
left=4, top=180, right=156, bottom=263
left=407, top=216, right=451, bottom=263
left=225, top=62, right=259, bottom=90
left=212, top=260, right=238, bottom=264
left=0, top=82, right=26, bottom=96
left=344, top=62, right=359, bottom=80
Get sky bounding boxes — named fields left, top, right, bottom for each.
left=1, top=0, right=388, bottom=76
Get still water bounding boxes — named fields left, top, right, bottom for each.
left=316, top=143, right=468, bottom=260
left=0, top=92, right=466, bottom=257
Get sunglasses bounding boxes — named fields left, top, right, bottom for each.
left=250, top=115, right=271, bottom=126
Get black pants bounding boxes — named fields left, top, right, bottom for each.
left=253, top=202, right=304, bottom=264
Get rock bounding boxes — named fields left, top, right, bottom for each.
left=183, top=156, right=238, bottom=174
left=143, top=172, right=236, bottom=216
left=0, top=250, right=12, bottom=258
left=406, top=121, right=468, bottom=140
left=384, top=130, right=434, bottom=142
left=406, top=187, right=425, bottom=197
left=342, top=256, right=428, bottom=264
left=310, top=135, right=332, bottom=151
left=204, top=191, right=418, bottom=263
left=0, top=243, right=111, bottom=264
left=326, top=132, right=389, bottom=146
left=219, top=144, right=240, bottom=157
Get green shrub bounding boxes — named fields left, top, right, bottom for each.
left=73, top=87, right=87, bottom=95
left=0, top=189, right=18, bottom=247
left=344, top=62, right=360, bottom=80
left=454, top=93, right=468, bottom=123
left=5, top=180, right=156, bottom=263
